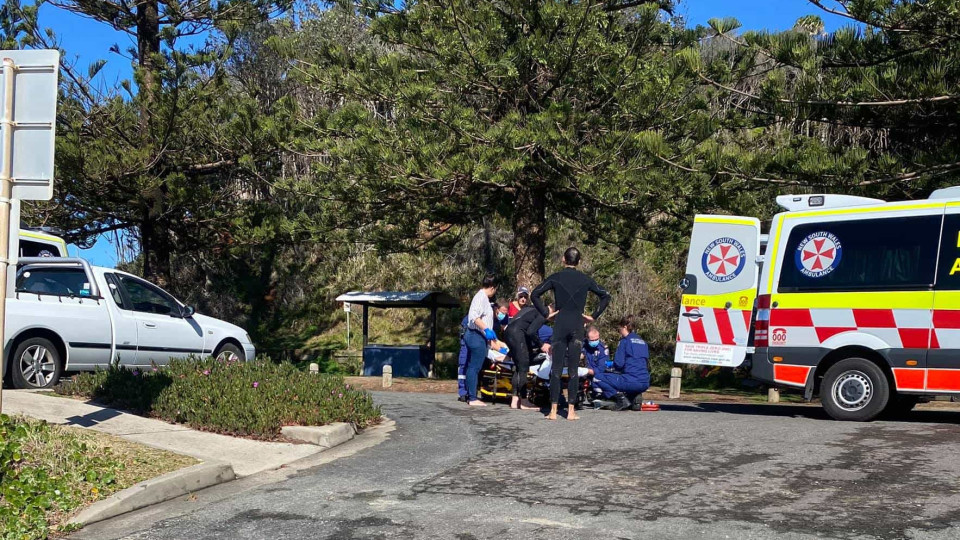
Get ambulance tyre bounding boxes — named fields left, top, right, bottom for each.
left=821, top=358, right=890, bottom=422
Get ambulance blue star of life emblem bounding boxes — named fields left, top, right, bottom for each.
left=795, top=231, right=842, bottom=278
left=701, top=237, right=747, bottom=283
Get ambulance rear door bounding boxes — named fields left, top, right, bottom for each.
left=675, top=215, right=762, bottom=367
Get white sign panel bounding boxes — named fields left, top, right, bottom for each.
left=674, top=342, right=746, bottom=368
left=343, top=302, right=351, bottom=312
left=0, top=50, right=59, bottom=201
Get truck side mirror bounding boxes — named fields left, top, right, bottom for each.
left=180, top=305, right=195, bottom=318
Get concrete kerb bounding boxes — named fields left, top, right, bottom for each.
left=281, top=422, right=357, bottom=448
left=68, top=461, right=236, bottom=527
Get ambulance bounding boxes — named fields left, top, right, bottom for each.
left=675, top=186, right=960, bottom=421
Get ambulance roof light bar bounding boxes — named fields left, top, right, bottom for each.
left=776, top=194, right=885, bottom=212
left=929, top=186, right=960, bottom=200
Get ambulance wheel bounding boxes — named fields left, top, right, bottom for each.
left=821, top=358, right=889, bottom=422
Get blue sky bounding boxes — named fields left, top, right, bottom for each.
left=48, top=0, right=849, bottom=266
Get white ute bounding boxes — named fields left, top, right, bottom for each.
left=3, top=258, right=255, bottom=389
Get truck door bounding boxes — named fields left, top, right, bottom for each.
left=675, top=215, right=762, bottom=368
left=114, top=274, right=205, bottom=366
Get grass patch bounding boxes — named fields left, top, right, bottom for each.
left=0, top=415, right=196, bottom=540
left=54, top=357, right=381, bottom=439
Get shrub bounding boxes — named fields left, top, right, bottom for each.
left=55, top=358, right=381, bottom=439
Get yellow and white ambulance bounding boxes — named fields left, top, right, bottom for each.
left=675, top=187, right=960, bottom=421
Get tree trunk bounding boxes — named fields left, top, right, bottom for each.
left=140, top=214, right=173, bottom=288
left=136, top=0, right=160, bottom=123
left=512, top=186, right=547, bottom=289
left=136, top=0, right=171, bottom=286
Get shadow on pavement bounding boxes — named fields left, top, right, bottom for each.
left=659, top=401, right=960, bottom=423
left=65, top=406, right=122, bottom=427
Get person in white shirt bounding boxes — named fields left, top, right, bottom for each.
left=464, top=275, right=499, bottom=406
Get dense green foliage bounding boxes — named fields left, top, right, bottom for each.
left=0, top=415, right=194, bottom=540
left=55, top=358, right=382, bottom=438
left=6, top=0, right=960, bottom=380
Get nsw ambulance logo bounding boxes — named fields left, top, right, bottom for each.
left=795, top=231, right=842, bottom=278
left=701, top=237, right=746, bottom=283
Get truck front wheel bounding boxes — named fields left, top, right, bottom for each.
left=821, top=357, right=889, bottom=422
left=11, top=337, right=63, bottom=389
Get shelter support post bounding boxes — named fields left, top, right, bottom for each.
left=362, top=305, right=369, bottom=346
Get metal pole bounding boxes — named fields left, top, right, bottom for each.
left=346, top=308, right=351, bottom=350
left=362, top=305, right=369, bottom=346
left=0, top=58, right=17, bottom=413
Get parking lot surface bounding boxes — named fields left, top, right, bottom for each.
left=79, top=392, right=960, bottom=539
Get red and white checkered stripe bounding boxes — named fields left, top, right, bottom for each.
left=677, top=306, right=752, bottom=346
left=769, top=308, right=960, bottom=349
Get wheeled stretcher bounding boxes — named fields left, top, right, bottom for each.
left=479, top=353, right=591, bottom=407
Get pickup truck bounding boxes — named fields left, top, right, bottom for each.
left=2, top=258, right=255, bottom=389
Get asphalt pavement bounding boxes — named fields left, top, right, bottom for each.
left=76, top=392, right=960, bottom=540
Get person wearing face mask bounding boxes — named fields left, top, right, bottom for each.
left=494, top=301, right=510, bottom=334
left=582, top=326, right=610, bottom=379
left=593, top=315, right=650, bottom=411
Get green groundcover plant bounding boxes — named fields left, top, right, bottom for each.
left=0, top=415, right=194, bottom=540
left=55, top=358, right=381, bottom=439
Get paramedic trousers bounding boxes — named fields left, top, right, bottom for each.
left=593, top=373, right=649, bottom=399
left=550, top=312, right=584, bottom=404
left=505, top=333, right=530, bottom=398
left=457, top=337, right=468, bottom=397
left=463, top=330, right=487, bottom=402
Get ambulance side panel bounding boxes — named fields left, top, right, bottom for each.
left=752, top=202, right=944, bottom=392
left=927, top=203, right=960, bottom=392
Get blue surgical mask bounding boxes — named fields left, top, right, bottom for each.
left=588, top=339, right=600, bottom=348
left=497, top=312, right=506, bottom=321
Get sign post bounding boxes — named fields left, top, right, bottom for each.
left=0, top=50, right=60, bottom=413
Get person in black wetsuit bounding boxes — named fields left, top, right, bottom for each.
left=531, top=247, right=611, bottom=421
left=503, top=303, right=555, bottom=410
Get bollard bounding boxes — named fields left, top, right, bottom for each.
left=669, top=367, right=682, bottom=399
left=309, top=362, right=319, bottom=375
left=382, top=365, right=393, bottom=388
left=768, top=387, right=780, bottom=403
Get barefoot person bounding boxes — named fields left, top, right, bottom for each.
left=503, top=302, right=554, bottom=410
left=464, top=275, right=499, bottom=407
left=531, top=247, right=611, bottom=421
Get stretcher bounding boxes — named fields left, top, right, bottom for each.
left=479, top=353, right=591, bottom=407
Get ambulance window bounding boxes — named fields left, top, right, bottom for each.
left=20, top=239, right=60, bottom=258
left=937, top=214, right=960, bottom=290
left=779, top=215, right=941, bottom=292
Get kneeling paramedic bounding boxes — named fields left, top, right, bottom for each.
left=582, top=326, right=610, bottom=404
left=593, top=315, right=650, bottom=411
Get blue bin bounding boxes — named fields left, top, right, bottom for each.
left=363, top=345, right=432, bottom=378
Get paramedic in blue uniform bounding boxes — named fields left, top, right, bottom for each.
left=593, top=315, right=650, bottom=411
left=457, top=314, right=471, bottom=402
left=532, top=247, right=611, bottom=421
left=464, top=275, right=499, bottom=407
left=582, top=326, right=610, bottom=381
left=494, top=301, right=510, bottom=333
